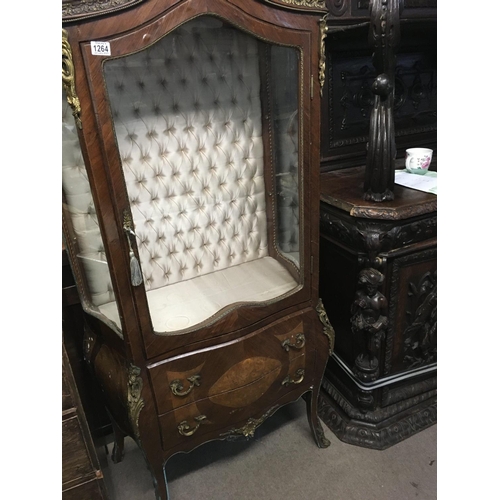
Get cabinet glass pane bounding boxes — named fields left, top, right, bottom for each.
left=62, top=95, right=122, bottom=333
left=103, top=17, right=302, bottom=333
left=270, top=45, right=300, bottom=267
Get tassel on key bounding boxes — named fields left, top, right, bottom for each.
left=123, top=210, right=143, bottom=287
left=129, top=250, right=143, bottom=286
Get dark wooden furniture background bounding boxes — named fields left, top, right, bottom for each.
left=63, top=246, right=112, bottom=439
left=62, top=1, right=334, bottom=498
left=318, top=167, right=436, bottom=449
left=63, top=339, right=108, bottom=499
left=316, top=0, right=437, bottom=449
left=320, top=0, right=436, bottom=172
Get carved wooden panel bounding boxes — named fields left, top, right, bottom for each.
left=385, top=248, right=437, bottom=375
left=320, top=16, right=436, bottom=170
left=321, top=46, right=436, bottom=168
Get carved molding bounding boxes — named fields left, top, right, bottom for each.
left=321, top=375, right=436, bottom=424
left=326, top=0, right=348, bottom=16
left=320, top=208, right=437, bottom=257
left=382, top=375, right=437, bottom=407
left=265, top=0, right=326, bottom=10
left=318, top=390, right=437, bottom=449
left=62, top=0, right=143, bottom=22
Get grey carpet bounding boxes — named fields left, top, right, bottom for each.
left=100, top=401, right=437, bottom=500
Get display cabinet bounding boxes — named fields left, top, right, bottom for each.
left=62, top=1, right=334, bottom=498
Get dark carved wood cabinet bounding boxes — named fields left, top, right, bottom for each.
left=316, top=0, right=437, bottom=449
left=318, top=167, right=436, bottom=449
left=62, top=1, right=334, bottom=498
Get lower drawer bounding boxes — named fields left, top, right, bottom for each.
left=159, top=352, right=315, bottom=451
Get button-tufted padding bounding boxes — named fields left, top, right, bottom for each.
left=63, top=17, right=302, bottom=334
left=105, top=18, right=269, bottom=292
left=62, top=97, right=120, bottom=323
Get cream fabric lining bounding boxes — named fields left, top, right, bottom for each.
left=104, top=18, right=269, bottom=292
left=98, top=256, right=296, bottom=332
left=63, top=17, right=301, bottom=335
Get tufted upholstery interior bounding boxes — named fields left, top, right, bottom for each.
left=63, top=17, right=301, bottom=334
left=62, top=98, right=121, bottom=330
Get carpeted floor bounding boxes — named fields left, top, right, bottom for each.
left=99, top=400, right=437, bottom=500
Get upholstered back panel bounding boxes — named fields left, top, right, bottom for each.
left=104, top=18, right=268, bottom=292
left=62, top=98, right=116, bottom=306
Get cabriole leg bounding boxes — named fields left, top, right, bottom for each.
left=304, top=389, right=331, bottom=448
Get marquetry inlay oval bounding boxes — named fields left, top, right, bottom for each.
left=208, top=357, right=281, bottom=408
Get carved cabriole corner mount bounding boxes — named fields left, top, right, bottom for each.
left=62, top=29, right=82, bottom=129
left=128, top=364, right=145, bottom=439
left=316, top=299, right=335, bottom=355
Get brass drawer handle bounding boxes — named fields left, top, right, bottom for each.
left=282, top=368, right=305, bottom=386
left=178, top=415, right=207, bottom=437
left=281, top=333, right=305, bottom=352
left=170, top=375, right=201, bottom=397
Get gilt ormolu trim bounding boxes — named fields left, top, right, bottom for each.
left=221, top=405, right=279, bottom=439
left=62, top=29, right=82, bottom=129
left=62, top=0, right=144, bottom=22
left=264, top=0, right=326, bottom=12
left=316, top=299, right=335, bottom=355
left=128, top=364, right=145, bottom=439
left=319, top=15, right=328, bottom=97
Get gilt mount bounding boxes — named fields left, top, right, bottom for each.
left=62, top=29, right=82, bottom=129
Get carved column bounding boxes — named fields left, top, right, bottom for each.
left=351, top=267, right=388, bottom=384
left=363, top=0, right=402, bottom=202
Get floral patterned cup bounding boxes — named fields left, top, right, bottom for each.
left=405, top=148, right=433, bottom=175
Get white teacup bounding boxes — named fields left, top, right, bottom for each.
left=405, top=148, right=433, bottom=175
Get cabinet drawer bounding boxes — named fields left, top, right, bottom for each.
left=149, top=313, right=312, bottom=415
left=159, top=352, right=315, bottom=451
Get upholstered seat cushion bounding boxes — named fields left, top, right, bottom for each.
left=99, top=256, right=297, bottom=333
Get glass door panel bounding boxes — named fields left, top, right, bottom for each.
left=102, top=16, right=302, bottom=334
left=62, top=94, right=122, bottom=333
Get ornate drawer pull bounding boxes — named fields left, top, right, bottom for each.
left=170, top=375, right=201, bottom=397
left=281, top=333, right=305, bottom=352
left=281, top=368, right=305, bottom=386
left=178, top=415, right=207, bottom=437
